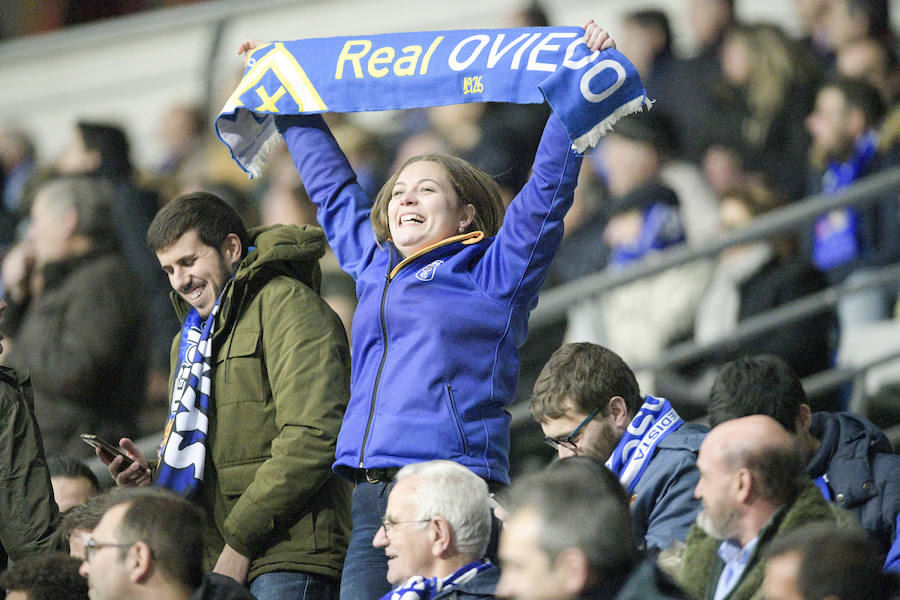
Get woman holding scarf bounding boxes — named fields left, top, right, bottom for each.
left=240, top=22, right=618, bottom=600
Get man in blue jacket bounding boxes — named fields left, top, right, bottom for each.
left=530, top=342, right=706, bottom=556
left=707, top=354, right=900, bottom=571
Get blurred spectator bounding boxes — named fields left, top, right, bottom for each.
left=704, top=23, right=820, bottom=200
left=566, top=180, right=712, bottom=375
left=47, top=456, right=102, bottom=514
left=0, top=177, right=149, bottom=457
left=508, top=0, right=549, bottom=28
left=655, top=183, right=836, bottom=414
left=550, top=109, right=717, bottom=286
left=794, top=0, right=839, bottom=71
left=803, top=76, right=899, bottom=331
left=0, top=128, right=36, bottom=245
left=156, top=101, right=206, bottom=177
left=671, top=0, right=737, bottom=162
left=764, top=524, right=899, bottom=599
left=824, top=0, right=896, bottom=60
left=835, top=36, right=899, bottom=104
left=564, top=112, right=714, bottom=375
left=620, top=9, right=690, bottom=141
left=0, top=552, right=88, bottom=600
left=55, top=121, right=175, bottom=389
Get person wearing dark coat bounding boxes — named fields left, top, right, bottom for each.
left=707, top=354, right=900, bottom=570
left=0, top=176, right=148, bottom=457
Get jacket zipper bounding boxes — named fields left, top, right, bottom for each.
left=358, top=271, right=392, bottom=468
left=446, top=385, right=469, bottom=455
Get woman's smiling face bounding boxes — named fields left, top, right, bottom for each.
left=387, top=160, right=474, bottom=258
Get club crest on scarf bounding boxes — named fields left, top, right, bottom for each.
left=157, top=299, right=221, bottom=498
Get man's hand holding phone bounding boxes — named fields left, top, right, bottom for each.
left=84, top=435, right=152, bottom=487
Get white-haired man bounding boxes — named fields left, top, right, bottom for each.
left=372, top=460, right=498, bottom=600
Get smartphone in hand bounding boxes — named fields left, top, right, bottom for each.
left=80, top=433, right=135, bottom=467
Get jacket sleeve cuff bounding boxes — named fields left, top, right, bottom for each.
left=274, top=113, right=328, bottom=135
left=222, top=492, right=276, bottom=558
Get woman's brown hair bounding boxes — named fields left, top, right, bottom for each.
left=370, top=154, right=505, bottom=245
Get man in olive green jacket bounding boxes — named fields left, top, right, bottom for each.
left=104, top=192, right=351, bottom=600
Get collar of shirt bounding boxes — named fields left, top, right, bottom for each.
left=713, top=537, right=760, bottom=600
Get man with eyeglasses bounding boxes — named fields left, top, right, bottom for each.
left=78, top=487, right=256, bottom=600
left=529, top=342, right=706, bottom=556
left=370, top=460, right=499, bottom=600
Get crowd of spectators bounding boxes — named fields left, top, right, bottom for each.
left=0, top=0, right=899, bottom=598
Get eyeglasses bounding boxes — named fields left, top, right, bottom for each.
left=380, top=517, right=432, bottom=536
left=543, top=406, right=603, bottom=451
left=84, top=536, right=135, bottom=562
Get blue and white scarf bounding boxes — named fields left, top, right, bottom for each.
left=156, top=298, right=221, bottom=498
left=215, top=26, right=651, bottom=178
left=605, top=395, right=683, bottom=493
left=812, top=129, right=878, bottom=272
left=610, top=203, right=686, bottom=269
left=379, top=561, right=492, bottom=600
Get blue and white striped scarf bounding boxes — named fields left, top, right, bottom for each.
left=156, top=298, right=221, bottom=498
left=605, top=395, right=683, bottom=493
left=379, top=560, right=493, bottom=600
left=215, top=26, right=651, bottom=178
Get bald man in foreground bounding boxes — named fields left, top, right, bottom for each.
left=677, top=416, right=847, bottom=600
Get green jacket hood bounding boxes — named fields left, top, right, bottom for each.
left=172, top=224, right=327, bottom=322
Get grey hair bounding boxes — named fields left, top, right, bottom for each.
left=394, top=460, right=491, bottom=559
left=35, top=177, right=115, bottom=242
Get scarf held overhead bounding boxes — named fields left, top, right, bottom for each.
left=216, top=26, right=651, bottom=177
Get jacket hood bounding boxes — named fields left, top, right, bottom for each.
left=809, top=411, right=893, bottom=472
left=172, top=224, right=327, bottom=322
left=237, top=224, right=326, bottom=291
left=808, top=411, right=893, bottom=509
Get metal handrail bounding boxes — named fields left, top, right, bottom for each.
left=530, top=166, right=900, bottom=328
left=640, top=262, right=900, bottom=372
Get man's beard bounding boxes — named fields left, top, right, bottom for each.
left=696, top=503, right=741, bottom=541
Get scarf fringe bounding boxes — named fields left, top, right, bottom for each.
left=571, top=96, right=654, bottom=153
left=247, top=128, right=283, bottom=179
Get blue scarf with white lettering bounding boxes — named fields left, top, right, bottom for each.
left=215, top=26, right=650, bottom=178
left=156, top=298, right=221, bottom=498
left=605, top=395, right=683, bottom=493
left=379, top=560, right=492, bottom=600
left=811, top=129, right=878, bottom=272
